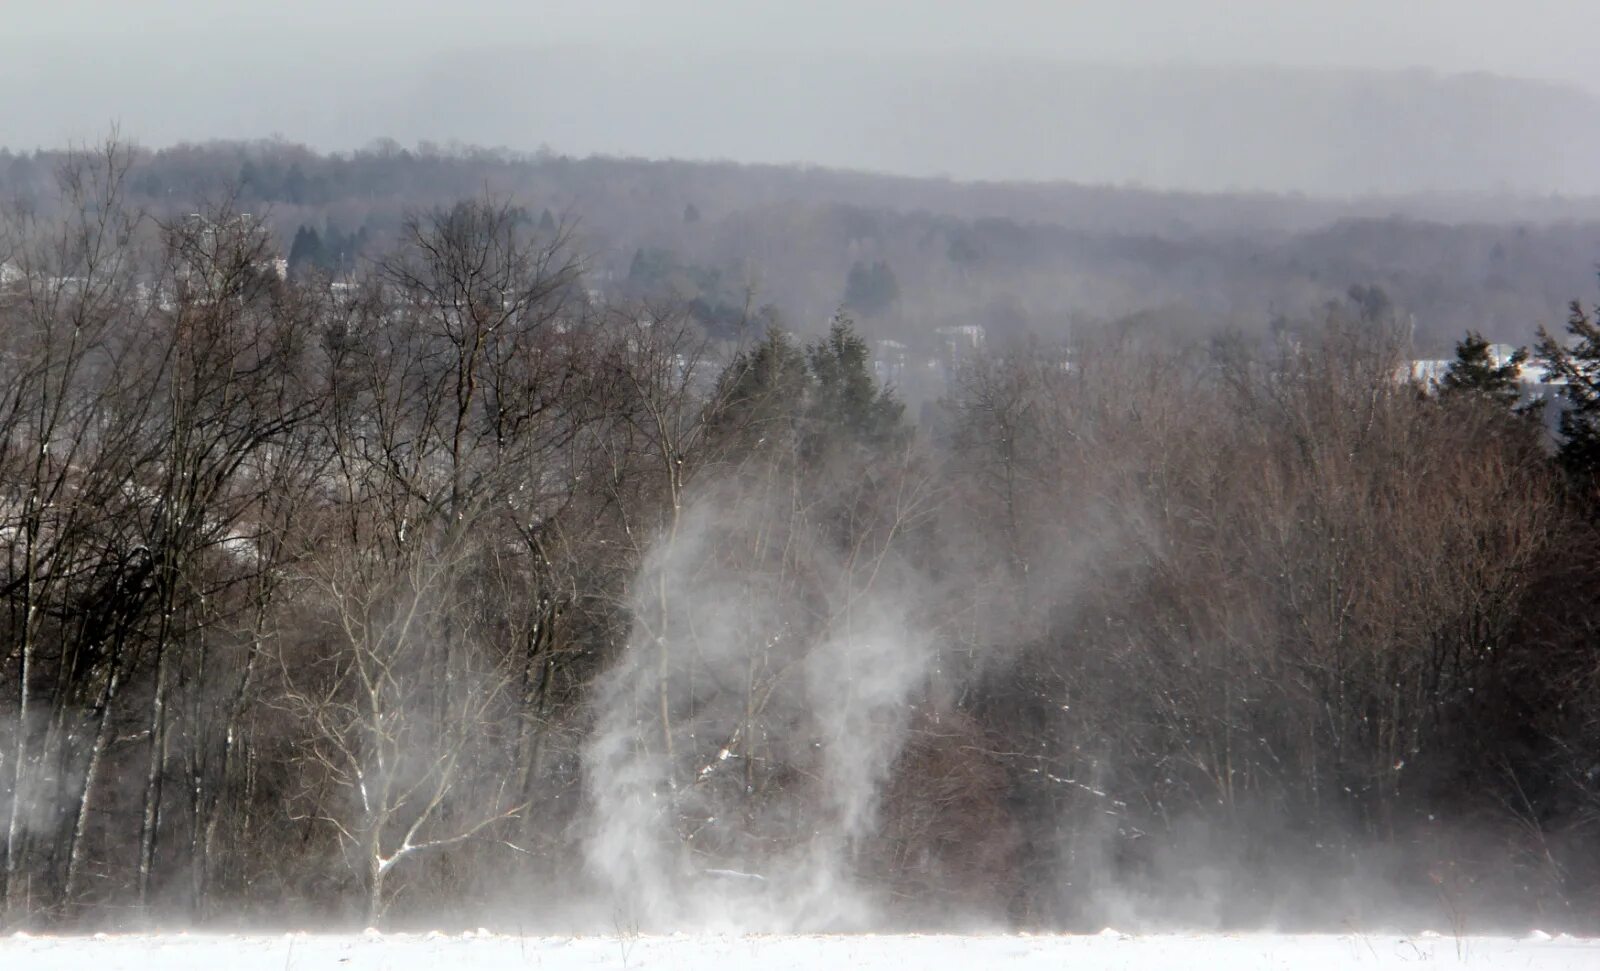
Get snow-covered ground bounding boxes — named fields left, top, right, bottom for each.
left=3, top=930, right=1597, bottom=970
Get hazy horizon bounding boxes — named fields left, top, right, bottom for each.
left=7, top=1, right=1600, bottom=194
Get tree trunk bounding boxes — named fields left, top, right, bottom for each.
left=63, top=661, right=121, bottom=907
left=364, top=839, right=385, bottom=927
left=136, top=632, right=172, bottom=908
left=3, top=601, right=38, bottom=922
left=197, top=623, right=266, bottom=918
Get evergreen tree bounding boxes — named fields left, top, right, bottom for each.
left=1536, top=300, right=1600, bottom=482
left=805, top=314, right=905, bottom=452
left=843, top=260, right=900, bottom=318
left=711, top=327, right=812, bottom=455
left=287, top=225, right=325, bottom=278
left=711, top=317, right=907, bottom=463
left=1439, top=330, right=1527, bottom=408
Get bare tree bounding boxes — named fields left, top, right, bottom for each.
left=0, top=138, right=158, bottom=922
left=275, top=535, right=526, bottom=925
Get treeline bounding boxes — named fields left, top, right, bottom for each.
left=1, top=143, right=1599, bottom=933
left=3, top=139, right=1595, bottom=367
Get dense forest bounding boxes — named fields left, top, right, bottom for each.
left=1, top=139, right=1599, bottom=934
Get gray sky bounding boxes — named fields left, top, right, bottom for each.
left=6, top=2, right=1600, bottom=193
left=9, top=0, right=1597, bottom=84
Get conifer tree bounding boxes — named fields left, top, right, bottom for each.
left=805, top=314, right=905, bottom=452
left=286, top=225, right=324, bottom=278
left=842, top=260, right=900, bottom=318
left=711, top=327, right=812, bottom=455
left=1536, top=301, right=1600, bottom=482
left=1440, top=330, right=1527, bottom=408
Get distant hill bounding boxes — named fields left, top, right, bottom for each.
left=3, top=140, right=1595, bottom=378
left=342, top=52, right=1600, bottom=196
left=7, top=47, right=1600, bottom=197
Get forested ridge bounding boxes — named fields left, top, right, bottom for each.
left=4, top=138, right=1598, bottom=369
left=1, top=140, right=1599, bottom=933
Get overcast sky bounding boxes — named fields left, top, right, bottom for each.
left=6, top=1, right=1600, bottom=192
left=9, top=0, right=1597, bottom=83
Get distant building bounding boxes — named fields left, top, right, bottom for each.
left=1404, top=343, right=1563, bottom=392
left=177, top=213, right=279, bottom=288
left=926, top=324, right=987, bottom=390
left=1405, top=358, right=1454, bottom=387
left=872, top=339, right=908, bottom=382
left=935, top=324, right=987, bottom=357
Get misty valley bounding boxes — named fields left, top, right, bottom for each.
left=0, top=135, right=1596, bottom=950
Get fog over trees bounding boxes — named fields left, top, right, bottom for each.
left=0, top=137, right=1597, bottom=936
left=4, top=137, right=1597, bottom=393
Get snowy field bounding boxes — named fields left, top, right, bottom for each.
left=3, top=930, right=1598, bottom=970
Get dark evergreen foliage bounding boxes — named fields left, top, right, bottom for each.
left=842, top=260, right=900, bottom=318
left=1439, top=329, right=1527, bottom=407
left=804, top=315, right=906, bottom=453
left=1536, top=301, right=1600, bottom=483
